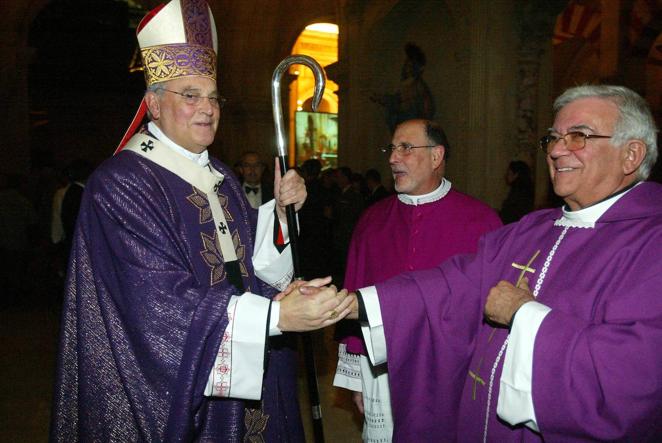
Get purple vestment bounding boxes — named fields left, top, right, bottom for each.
left=376, top=181, right=662, bottom=442
left=51, top=144, right=304, bottom=442
left=343, top=190, right=502, bottom=354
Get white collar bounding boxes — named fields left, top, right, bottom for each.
left=148, top=121, right=210, bottom=167
left=555, top=182, right=640, bottom=228
left=397, top=178, right=452, bottom=206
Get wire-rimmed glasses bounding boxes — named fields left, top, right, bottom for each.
left=160, top=88, right=227, bottom=108
left=380, top=143, right=437, bottom=155
left=539, top=131, right=612, bottom=154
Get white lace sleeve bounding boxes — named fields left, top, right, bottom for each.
left=333, top=343, right=363, bottom=392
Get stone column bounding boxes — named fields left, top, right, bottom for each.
left=599, top=0, right=621, bottom=80
left=513, top=1, right=565, bottom=207
left=459, top=0, right=519, bottom=208
left=335, top=0, right=364, bottom=168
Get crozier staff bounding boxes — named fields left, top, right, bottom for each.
left=50, top=1, right=351, bottom=441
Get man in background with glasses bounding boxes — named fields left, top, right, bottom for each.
left=333, top=118, right=501, bottom=442
left=316, top=85, right=662, bottom=441
left=50, top=1, right=352, bottom=441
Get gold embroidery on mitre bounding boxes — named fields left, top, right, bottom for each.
left=141, top=43, right=216, bottom=86
left=244, top=407, right=269, bottom=443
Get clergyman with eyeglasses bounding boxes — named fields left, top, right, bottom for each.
left=50, top=1, right=353, bottom=441
left=332, top=118, right=501, bottom=442
left=313, top=85, right=662, bottom=441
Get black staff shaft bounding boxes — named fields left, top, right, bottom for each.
left=272, top=55, right=326, bottom=443
left=277, top=154, right=325, bottom=443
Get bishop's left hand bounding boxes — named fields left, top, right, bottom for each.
left=484, top=277, right=534, bottom=327
left=274, top=158, right=306, bottom=221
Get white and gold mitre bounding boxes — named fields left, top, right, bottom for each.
left=137, top=0, right=218, bottom=86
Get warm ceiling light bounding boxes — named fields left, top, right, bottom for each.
left=305, top=23, right=338, bottom=34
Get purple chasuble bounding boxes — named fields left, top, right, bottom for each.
left=376, top=181, right=662, bottom=442
left=342, top=190, right=502, bottom=354
left=51, top=141, right=304, bottom=442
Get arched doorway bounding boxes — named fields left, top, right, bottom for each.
left=288, top=22, right=338, bottom=168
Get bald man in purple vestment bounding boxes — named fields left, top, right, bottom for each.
left=50, top=1, right=352, bottom=441
left=333, top=119, right=501, bottom=442
left=290, top=85, right=662, bottom=442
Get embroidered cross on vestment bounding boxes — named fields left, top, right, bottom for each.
left=218, top=222, right=228, bottom=234
left=140, top=140, right=154, bottom=152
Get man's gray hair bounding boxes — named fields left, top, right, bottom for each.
left=554, top=85, right=658, bottom=180
left=145, top=83, right=166, bottom=120
left=146, top=83, right=167, bottom=95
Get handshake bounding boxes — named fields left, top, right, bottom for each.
left=275, top=276, right=358, bottom=332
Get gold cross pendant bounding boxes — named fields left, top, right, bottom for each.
left=468, top=368, right=486, bottom=400
left=468, top=356, right=488, bottom=400
left=511, top=250, right=541, bottom=286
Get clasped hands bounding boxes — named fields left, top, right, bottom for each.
left=276, top=276, right=356, bottom=332
left=484, top=277, right=535, bottom=327
left=276, top=275, right=534, bottom=331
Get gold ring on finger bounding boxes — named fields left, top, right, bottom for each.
left=329, top=309, right=338, bottom=320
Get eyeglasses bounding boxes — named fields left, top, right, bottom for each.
left=160, top=89, right=227, bottom=108
left=539, top=131, right=612, bottom=154
left=380, top=143, right=437, bottom=155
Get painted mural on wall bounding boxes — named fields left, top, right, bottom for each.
left=370, top=43, right=435, bottom=133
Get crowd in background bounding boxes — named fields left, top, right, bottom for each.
left=233, top=156, right=394, bottom=287
left=0, top=158, right=94, bottom=309
left=0, top=157, right=373, bottom=310
left=1, top=154, right=544, bottom=311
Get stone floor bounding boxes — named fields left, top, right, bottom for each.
left=299, top=329, right=363, bottom=442
left=0, top=299, right=362, bottom=442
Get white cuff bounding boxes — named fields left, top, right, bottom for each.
left=269, top=300, right=283, bottom=336
left=204, top=292, right=270, bottom=400
left=359, top=286, right=388, bottom=366
left=497, top=301, right=551, bottom=432
left=252, top=200, right=293, bottom=291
